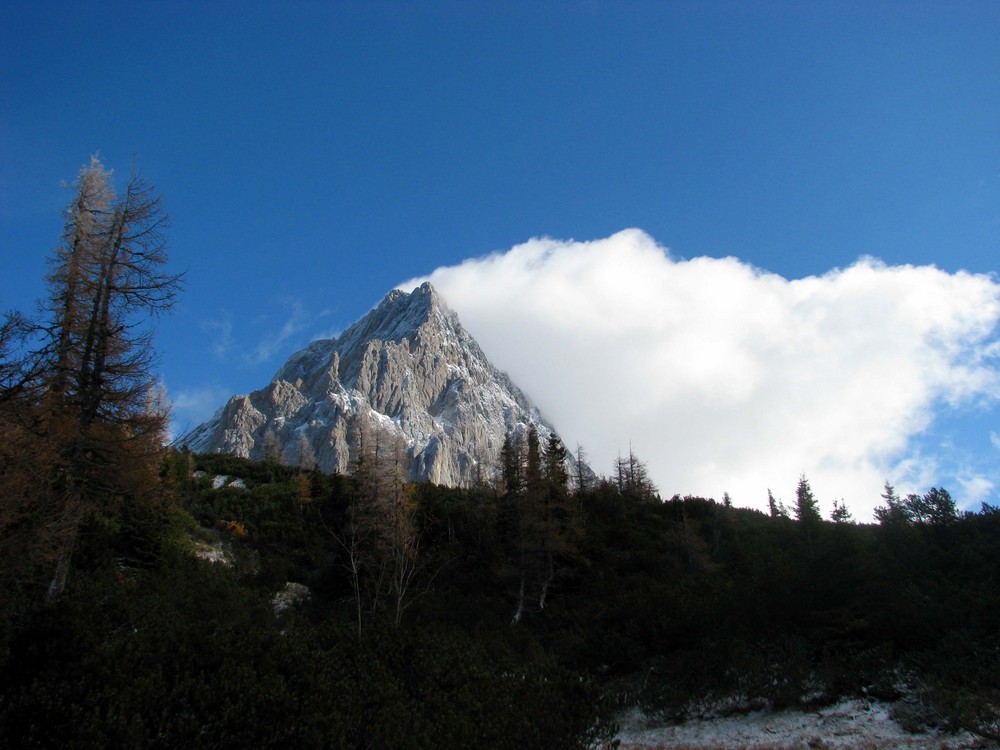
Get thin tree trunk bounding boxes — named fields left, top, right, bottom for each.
left=46, top=526, right=77, bottom=602
left=511, top=570, right=525, bottom=625
left=538, top=552, right=554, bottom=610
left=349, top=545, right=363, bottom=638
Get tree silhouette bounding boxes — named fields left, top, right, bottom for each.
left=794, top=473, right=821, bottom=525
left=0, top=156, right=183, bottom=600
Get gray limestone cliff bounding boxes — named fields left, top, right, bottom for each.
left=179, top=283, right=556, bottom=486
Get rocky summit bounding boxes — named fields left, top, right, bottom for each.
left=179, top=282, right=556, bottom=485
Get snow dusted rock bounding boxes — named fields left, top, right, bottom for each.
left=273, top=582, right=311, bottom=614
left=204, top=475, right=247, bottom=490
left=613, top=698, right=980, bottom=749
left=180, top=283, right=557, bottom=486
left=192, top=540, right=230, bottom=566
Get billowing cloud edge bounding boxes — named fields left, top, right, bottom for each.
left=401, top=229, right=1000, bottom=520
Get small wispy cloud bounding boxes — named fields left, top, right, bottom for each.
left=957, top=474, right=994, bottom=506
left=181, top=301, right=343, bottom=437
left=166, top=384, right=233, bottom=441
left=311, top=322, right=344, bottom=341
left=251, top=301, right=308, bottom=364
left=204, top=313, right=234, bottom=360
left=202, top=300, right=334, bottom=369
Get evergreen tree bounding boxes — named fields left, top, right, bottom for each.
left=573, top=443, right=590, bottom=494
left=767, top=489, right=789, bottom=519
left=874, top=480, right=912, bottom=525
left=509, top=426, right=583, bottom=620
left=525, top=424, right=542, bottom=495
left=543, top=431, right=569, bottom=491
left=537, top=432, right=579, bottom=608
left=512, top=425, right=542, bottom=623
left=908, top=487, right=957, bottom=526
left=500, top=432, right=523, bottom=497
left=794, top=473, right=821, bottom=524
left=830, top=498, right=853, bottom=523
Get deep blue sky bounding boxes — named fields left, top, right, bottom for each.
left=1, top=1, right=998, bottom=508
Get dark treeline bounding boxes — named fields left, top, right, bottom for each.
left=2, top=441, right=1000, bottom=747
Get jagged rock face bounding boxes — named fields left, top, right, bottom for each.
left=180, top=283, right=554, bottom=486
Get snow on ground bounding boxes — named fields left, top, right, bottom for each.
left=191, top=539, right=230, bottom=566
left=613, top=699, right=989, bottom=749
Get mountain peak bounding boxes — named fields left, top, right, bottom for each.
left=381, top=281, right=440, bottom=310
left=389, top=281, right=448, bottom=324
left=399, top=280, right=438, bottom=302
left=180, top=283, right=555, bottom=486
left=336, top=282, right=451, bottom=352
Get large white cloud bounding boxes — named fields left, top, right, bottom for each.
left=403, top=229, right=1000, bottom=520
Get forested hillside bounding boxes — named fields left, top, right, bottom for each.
left=2, top=442, right=999, bottom=747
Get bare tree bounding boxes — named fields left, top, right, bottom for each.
left=0, top=311, right=37, bottom=403
left=0, top=157, right=183, bottom=601
left=336, top=416, right=424, bottom=632
left=615, top=446, right=658, bottom=502
left=379, top=435, right=421, bottom=626
left=287, top=432, right=317, bottom=471
left=261, top=427, right=283, bottom=464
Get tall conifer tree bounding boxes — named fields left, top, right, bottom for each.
left=0, top=157, right=183, bottom=600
